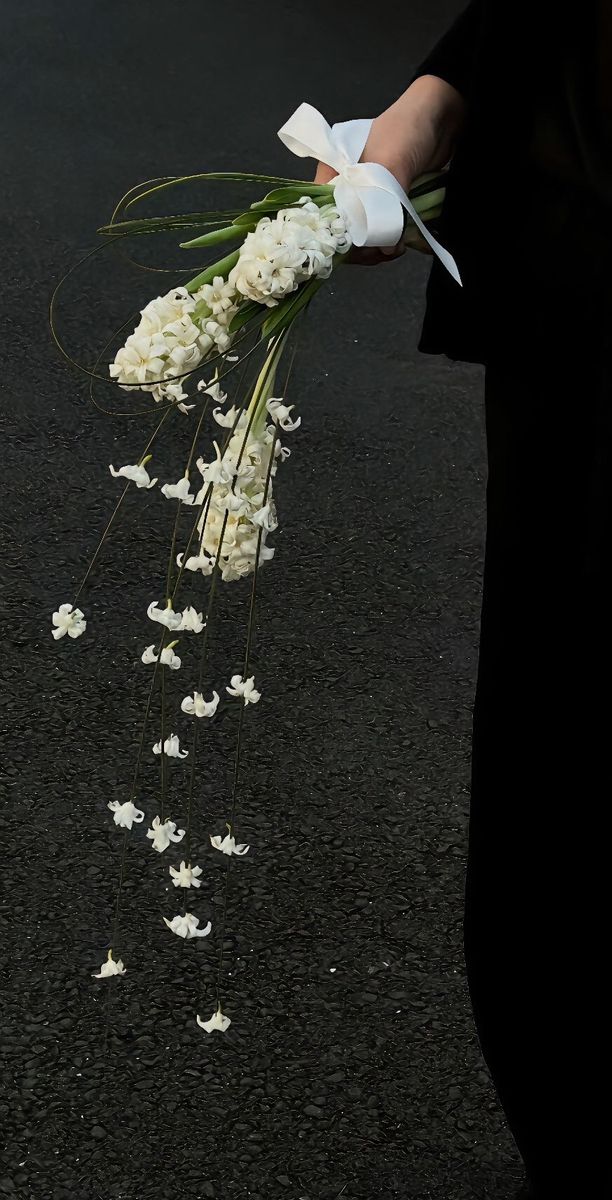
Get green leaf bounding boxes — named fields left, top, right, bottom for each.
left=231, top=208, right=278, bottom=226
left=228, top=301, right=264, bottom=333
left=261, top=277, right=324, bottom=337
left=250, top=184, right=333, bottom=208
left=180, top=223, right=254, bottom=249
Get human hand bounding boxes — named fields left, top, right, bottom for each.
left=313, top=76, right=464, bottom=266
left=313, top=154, right=412, bottom=267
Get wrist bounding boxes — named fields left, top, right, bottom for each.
left=382, top=74, right=467, bottom=182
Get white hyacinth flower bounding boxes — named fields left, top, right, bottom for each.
left=147, top=600, right=183, bottom=630
left=109, top=333, right=167, bottom=387
left=109, top=460, right=158, bottom=488
left=169, top=861, right=203, bottom=888
left=51, top=603, right=86, bottom=641
left=92, top=949, right=126, bottom=979
left=210, top=829, right=250, bottom=856
left=251, top=501, right=278, bottom=532
left=141, top=642, right=181, bottom=670
left=160, top=475, right=195, bottom=504
left=265, top=398, right=301, bottom=431
left=193, top=409, right=285, bottom=582
left=197, top=442, right=236, bottom=487
left=153, top=734, right=188, bottom=759
left=180, top=690, right=220, bottom=718
left=197, top=377, right=228, bottom=404
left=178, top=606, right=205, bottom=632
left=198, top=275, right=237, bottom=317
left=212, top=404, right=242, bottom=429
left=163, top=912, right=212, bottom=939
left=107, top=800, right=145, bottom=830
left=146, top=816, right=186, bottom=853
left=196, top=1004, right=231, bottom=1033
left=226, top=674, right=261, bottom=704
left=176, top=550, right=215, bottom=576
left=203, top=317, right=232, bottom=353
left=227, top=199, right=349, bottom=307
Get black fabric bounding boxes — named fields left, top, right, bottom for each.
left=411, top=1, right=612, bottom=364
left=463, top=264, right=612, bottom=1195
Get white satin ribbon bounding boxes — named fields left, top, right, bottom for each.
left=277, top=101, right=462, bottom=286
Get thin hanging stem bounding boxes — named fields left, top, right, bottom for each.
left=101, top=405, right=210, bottom=1045
left=169, top=350, right=262, bottom=603
left=183, top=332, right=285, bottom=860
left=204, top=323, right=302, bottom=1016
left=159, top=651, right=168, bottom=823
left=213, top=422, right=280, bottom=1010
left=73, top=404, right=175, bottom=605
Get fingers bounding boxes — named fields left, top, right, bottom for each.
left=345, top=242, right=406, bottom=267
left=311, top=165, right=428, bottom=264
left=380, top=241, right=403, bottom=257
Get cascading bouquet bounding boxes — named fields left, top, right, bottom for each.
left=50, top=102, right=460, bottom=1037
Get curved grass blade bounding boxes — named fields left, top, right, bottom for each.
left=124, top=171, right=318, bottom=212
left=50, top=236, right=250, bottom=389
left=97, top=211, right=244, bottom=238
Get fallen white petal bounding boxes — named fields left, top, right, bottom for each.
left=92, top=950, right=126, bottom=979
left=209, top=831, right=250, bottom=856
left=196, top=1004, right=231, bottom=1032
left=107, top=800, right=145, bottom=830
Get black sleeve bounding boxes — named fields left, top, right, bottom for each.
left=409, top=1, right=483, bottom=101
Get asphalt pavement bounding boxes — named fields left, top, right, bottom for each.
left=1, top=2, right=524, bottom=1198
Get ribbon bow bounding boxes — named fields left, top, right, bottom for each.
left=277, top=101, right=461, bottom=286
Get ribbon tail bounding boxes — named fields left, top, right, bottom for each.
left=347, top=159, right=462, bottom=285
left=401, top=193, right=462, bottom=286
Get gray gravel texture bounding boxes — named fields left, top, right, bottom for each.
left=1, top=2, right=526, bottom=1198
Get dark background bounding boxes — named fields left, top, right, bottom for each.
left=1, top=2, right=521, bottom=1198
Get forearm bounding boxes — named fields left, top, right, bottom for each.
left=371, top=73, right=467, bottom=186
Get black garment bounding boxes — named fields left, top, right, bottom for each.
left=465, top=281, right=612, bottom=1196
left=409, top=6, right=612, bottom=1196
left=410, top=1, right=612, bottom=364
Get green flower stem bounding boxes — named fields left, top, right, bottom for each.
left=407, top=187, right=446, bottom=216
left=246, top=332, right=289, bottom=437
left=405, top=204, right=443, bottom=227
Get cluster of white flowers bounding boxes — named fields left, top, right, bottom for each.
left=108, top=284, right=238, bottom=404
left=108, top=198, right=350, bottom=416
left=60, top=200, right=334, bottom=1038
left=228, top=197, right=351, bottom=307
left=183, top=398, right=298, bottom=582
